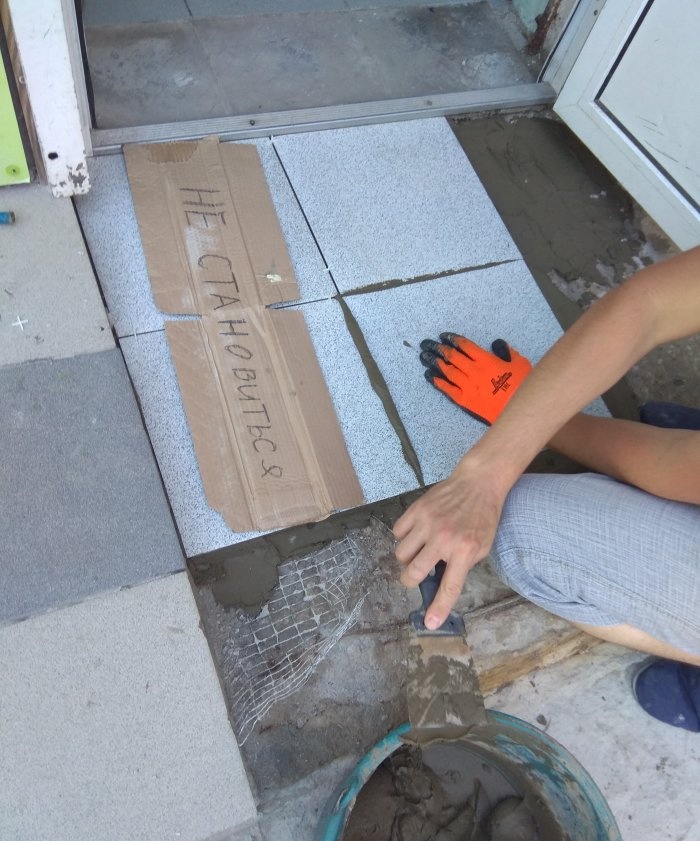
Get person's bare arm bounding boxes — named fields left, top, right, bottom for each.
left=394, top=246, right=700, bottom=629
left=549, top=415, right=700, bottom=504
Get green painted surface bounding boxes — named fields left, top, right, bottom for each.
left=0, top=54, right=29, bottom=186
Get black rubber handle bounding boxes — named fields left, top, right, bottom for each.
left=410, top=561, right=464, bottom=635
left=417, top=560, right=447, bottom=613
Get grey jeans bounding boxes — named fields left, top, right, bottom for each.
left=490, top=473, right=700, bottom=655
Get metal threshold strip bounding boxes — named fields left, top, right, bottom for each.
left=91, top=82, right=555, bottom=154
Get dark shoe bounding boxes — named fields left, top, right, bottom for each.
left=639, top=401, right=700, bottom=430
left=632, top=658, right=700, bottom=732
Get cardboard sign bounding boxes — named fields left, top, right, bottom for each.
left=125, top=137, right=363, bottom=532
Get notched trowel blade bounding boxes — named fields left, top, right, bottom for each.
left=405, top=561, right=487, bottom=744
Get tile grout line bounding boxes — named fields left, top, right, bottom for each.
left=336, top=296, right=425, bottom=488
left=269, top=138, right=342, bottom=298
left=341, top=257, right=521, bottom=297
left=269, top=138, right=425, bottom=488
left=70, top=196, right=120, bottom=348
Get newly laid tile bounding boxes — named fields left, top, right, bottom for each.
left=0, top=573, right=258, bottom=841
left=298, top=298, right=419, bottom=500
left=273, top=119, right=520, bottom=292
left=120, top=308, right=416, bottom=555
left=346, top=261, right=609, bottom=486
left=0, top=184, right=113, bottom=367
left=120, top=330, right=258, bottom=556
left=252, top=138, right=334, bottom=305
left=75, top=155, right=162, bottom=336
left=0, top=349, right=184, bottom=623
left=76, top=143, right=332, bottom=337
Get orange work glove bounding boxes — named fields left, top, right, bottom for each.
left=419, top=333, right=532, bottom=425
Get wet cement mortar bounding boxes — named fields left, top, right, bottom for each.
left=189, top=112, right=696, bottom=838
left=343, top=741, right=550, bottom=841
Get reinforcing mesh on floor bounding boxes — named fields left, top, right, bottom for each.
left=223, top=535, right=370, bottom=743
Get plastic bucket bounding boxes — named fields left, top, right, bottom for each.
left=316, top=710, right=622, bottom=841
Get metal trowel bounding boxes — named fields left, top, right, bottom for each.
left=405, top=561, right=487, bottom=743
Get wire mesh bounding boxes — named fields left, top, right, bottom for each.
left=222, top=535, right=369, bottom=743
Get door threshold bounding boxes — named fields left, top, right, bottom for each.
left=91, top=82, right=555, bottom=154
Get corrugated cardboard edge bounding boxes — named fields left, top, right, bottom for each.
left=125, top=142, right=202, bottom=315
left=126, top=137, right=364, bottom=532
left=219, top=143, right=299, bottom=307
left=165, top=319, right=254, bottom=533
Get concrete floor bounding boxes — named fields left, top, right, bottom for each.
left=81, top=1, right=537, bottom=128
left=2, top=110, right=697, bottom=841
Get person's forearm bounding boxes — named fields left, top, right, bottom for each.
left=394, top=248, right=700, bottom=626
left=549, top=414, right=700, bottom=503
left=454, top=248, right=700, bottom=494
left=453, top=278, right=656, bottom=491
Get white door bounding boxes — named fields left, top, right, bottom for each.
left=553, top=0, right=700, bottom=250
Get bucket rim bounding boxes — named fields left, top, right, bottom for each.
left=314, top=710, right=622, bottom=841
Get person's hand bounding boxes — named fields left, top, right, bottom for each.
left=420, top=334, right=531, bottom=425
left=393, top=462, right=508, bottom=629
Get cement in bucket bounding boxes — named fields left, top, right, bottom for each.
left=316, top=710, right=622, bottom=841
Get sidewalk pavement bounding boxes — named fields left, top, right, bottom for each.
left=0, top=182, right=259, bottom=841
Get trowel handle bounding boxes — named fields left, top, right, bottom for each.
left=417, top=560, right=447, bottom=612
left=411, top=561, right=464, bottom=635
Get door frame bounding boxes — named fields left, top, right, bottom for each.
left=5, top=0, right=91, bottom=195
left=552, top=0, right=700, bottom=249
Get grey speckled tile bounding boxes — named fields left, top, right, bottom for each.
left=75, top=155, right=162, bottom=337
left=252, top=137, right=334, bottom=305
left=273, top=119, right=521, bottom=292
left=76, top=142, right=333, bottom=338
left=120, top=330, right=259, bottom=556
left=297, top=298, right=418, bottom=501
left=0, top=348, right=184, bottom=624
left=0, top=573, right=257, bottom=841
left=121, top=295, right=425, bottom=556
left=120, top=306, right=418, bottom=556
left=346, top=261, right=609, bottom=486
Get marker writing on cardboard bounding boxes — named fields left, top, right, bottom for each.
left=220, top=320, right=283, bottom=479
left=198, top=254, right=242, bottom=308
left=183, top=186, right=284, bottom=480
left=180, top=187, right=227, bottom=227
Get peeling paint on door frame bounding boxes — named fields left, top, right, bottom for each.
left=6, top=0, right=92, bottom=197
